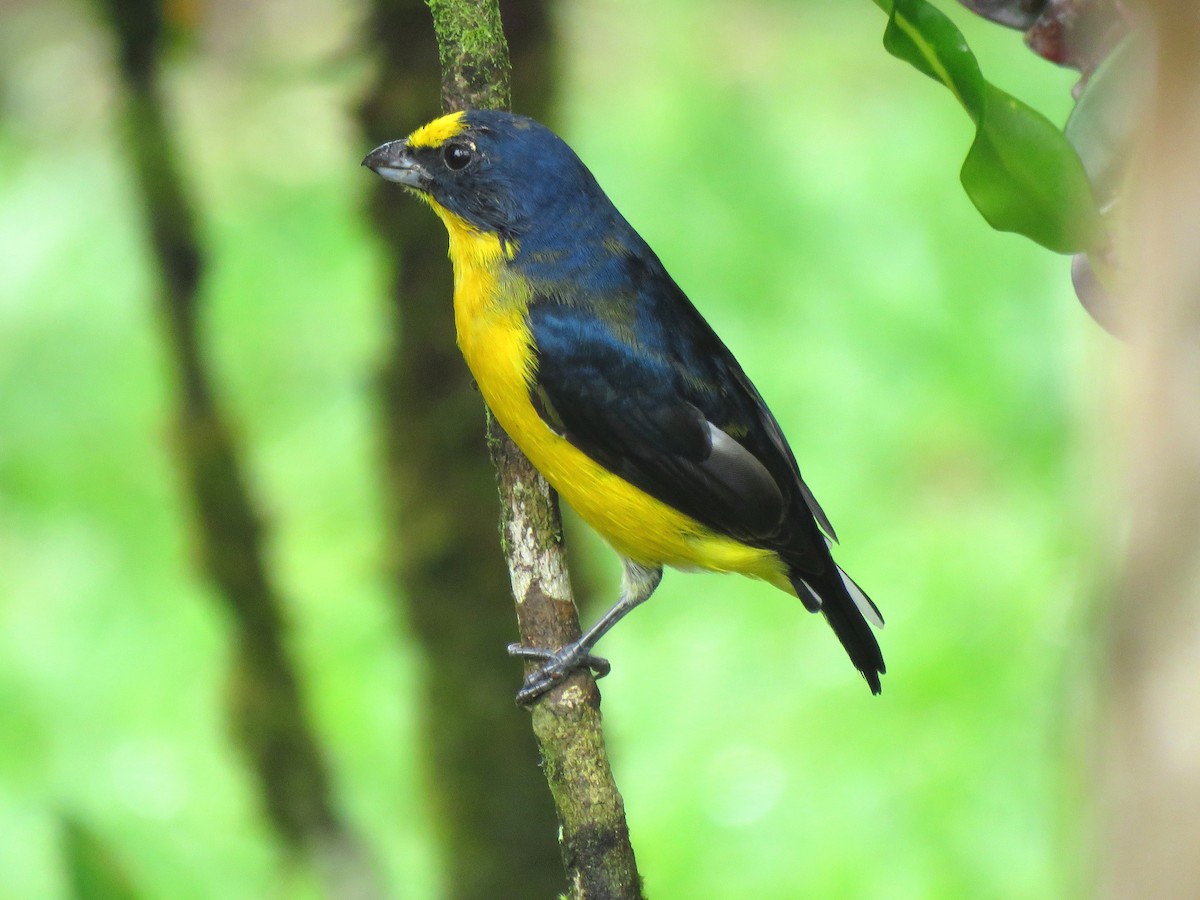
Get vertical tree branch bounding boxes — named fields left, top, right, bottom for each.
left=94, top=1, right=379, bottom=894
left=487, top=432, right=643, bottom=900
left=417, top=1, right=644, bottom=896
left=1099, top=4, right=1200, bottom=896
left=359, top=0, right=564, bottom=895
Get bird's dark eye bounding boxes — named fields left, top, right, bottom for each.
left=443, top=141, right=474, bottom=171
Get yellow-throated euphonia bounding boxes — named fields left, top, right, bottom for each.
left=364, top=110, right=885, bottom=701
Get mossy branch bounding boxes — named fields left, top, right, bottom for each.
left=426, top=0, right=511, bottom=112
left=486, top=433, right=643, bottom=899
left=359, top=0, right=563, bottom=893
left=422, top=0, right=643, bottom=896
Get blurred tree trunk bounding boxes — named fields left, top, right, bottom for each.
left=94, top=0, right=380, bottom=895
left=1099, top=4, right=1200, bottom=897
left=358, top=2, right=565, bottom=896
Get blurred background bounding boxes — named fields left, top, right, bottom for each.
left=0, top=0, right=1112, bottom=896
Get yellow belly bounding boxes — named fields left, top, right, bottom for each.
left=442, top=220, right=788, bottom=587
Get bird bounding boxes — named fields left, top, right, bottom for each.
left=363, top=109, right=885, bottom=702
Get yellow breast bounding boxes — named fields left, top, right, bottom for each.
left=434, top=206, right=788, bottom=587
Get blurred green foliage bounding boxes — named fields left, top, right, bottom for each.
left=0, top=0, right=1098, bottom=897
left=61, top=818, right=142, bottom=900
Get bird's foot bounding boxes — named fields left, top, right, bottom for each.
left=507, top=641, right=611, bottom=705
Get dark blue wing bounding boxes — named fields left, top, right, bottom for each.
left=525, top=251, right=830, bottom=568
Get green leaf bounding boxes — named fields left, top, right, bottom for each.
left=872, top=0, right=1104, bottom=254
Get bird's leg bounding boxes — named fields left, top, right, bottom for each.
left=508, top=560, right=663, bottom=704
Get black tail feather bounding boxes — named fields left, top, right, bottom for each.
left=792, top=570, right=885, bottom=695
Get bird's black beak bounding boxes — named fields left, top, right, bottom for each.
left=362, top=139, right=426, bottom=189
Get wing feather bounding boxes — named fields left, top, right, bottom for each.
left=527, top=285, right=811, bottom=551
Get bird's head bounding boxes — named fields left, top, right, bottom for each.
left=363, top=109, right=604, bottom=242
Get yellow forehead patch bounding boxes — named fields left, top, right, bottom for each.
left=406, top=110, right=468, bottom=149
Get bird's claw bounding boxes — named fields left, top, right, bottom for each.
left=507, top=641, right=611, bottom=705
